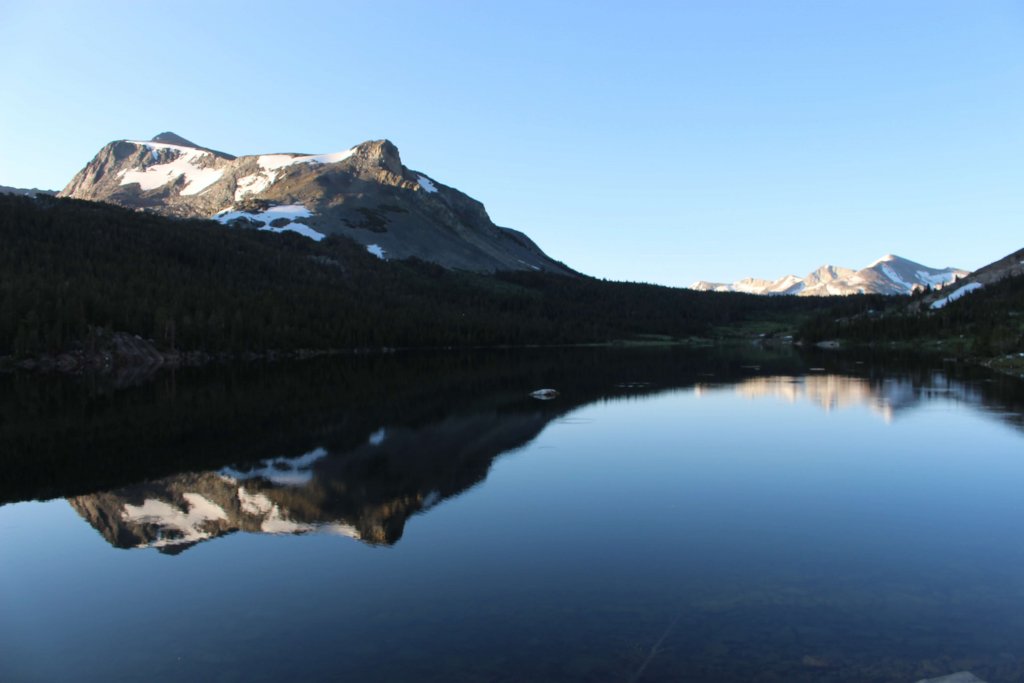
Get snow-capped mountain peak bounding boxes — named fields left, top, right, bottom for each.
left=691, top=255, right=969, bottom=297
left=58, top=133, right=573, bottom=275
left=868, top=253, right=898, bottom=267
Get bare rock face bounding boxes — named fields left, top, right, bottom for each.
left=60, top=133, right=574, bottom=275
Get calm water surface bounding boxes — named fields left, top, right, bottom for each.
left=2, top=348, right=1024, bottom=682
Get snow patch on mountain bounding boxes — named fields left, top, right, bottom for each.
left=417, top=175, right=438, bottom=193
left=916, top=270, right=956, bottom=287
left=234, top=171, right=275, bottom=200
left=257, top=149, right=356, bottom=172
left=214, top=204, right=324, bottom=241
left=931, top=282, right=984, bottom=310
left=232, top=149, right=356, bottom=200
left=119, top=142, right=223, bottom=195
left=366, top=244, right=386, bottom=260
left=880, top=263, right=913, bottom=291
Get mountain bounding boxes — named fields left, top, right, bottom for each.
left=692, top=255, right=968, bottom=297
left=798, top=247, right=1023, bottom=358
left=0, top=184, right=55, bottom=196
left=916, top=246, right=1024, bottom=311
left=59, top=132, right=573, bottom=275
left=11, top=194, right=881, bottom=361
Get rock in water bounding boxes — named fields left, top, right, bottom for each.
left=915, top=672, right=987, bottom=683
left=530, top=388, right=559, bottom=400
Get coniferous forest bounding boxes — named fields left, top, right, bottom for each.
left=0, top=194, right=886, bottom=359
left=798, top=275, right=1024, bottom=355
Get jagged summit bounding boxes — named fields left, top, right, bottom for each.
left=151, top=131, right=200, bottom=148
left=58, top=134, right=573, bottom=275
left=348, top=139, right=404, bottom=176
left=354, top=138, right=400, bottom=160
left=692, top=254, right=969, bottom=297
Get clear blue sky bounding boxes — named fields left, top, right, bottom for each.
left=2, top=1, right=1021, bottom=286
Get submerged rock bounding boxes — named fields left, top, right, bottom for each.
left=915, top=673, right=987, bottom=683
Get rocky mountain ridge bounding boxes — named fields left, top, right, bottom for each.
left=692, top=254, right=969, bottom=297
left=59, top=132, right=573, bottom=275
left=915, top=246, right=1024, bottom=311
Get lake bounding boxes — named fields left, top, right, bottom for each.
left=2, top=347, right=1024, bottom=682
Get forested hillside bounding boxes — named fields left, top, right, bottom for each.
left=1, top=194, right=878, bottom=357
left=799, top=275, right=1024, bottom=356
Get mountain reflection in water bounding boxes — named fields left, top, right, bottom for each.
left=70, top=409, right=551, bottom=552
left=4, top=347, right=1024, bottom=683
left=42, top=348, right=1024, bottom=555
left=700, top=372, right=989, bottom=423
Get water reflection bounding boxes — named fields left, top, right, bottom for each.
left=698, top=372, right=989, bottom=423
left=42, top=348, right=1024, bottom=556
left=70, top=408, right=552, bottom=552
left=4, top=348, right=1024, bottom=682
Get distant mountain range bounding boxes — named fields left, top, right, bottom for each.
left=796, top=244, right=1023, bottom=360
left=692, top=254, right=969, bottom=297
left=59, top=132, right=573, bottom=275
left=0, top=184, right=55, bottom=197
left=11, top=130, right=987, bottom=298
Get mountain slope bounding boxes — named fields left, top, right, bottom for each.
left=915, top=247, right=1024, bottom=312
left=60, top=132, right=572, bottom=275
left=2, top=194, right=892, bottom=362
left=799, top=247, right=1024, bottom=357
left=693, top=255, right=968, bottom=296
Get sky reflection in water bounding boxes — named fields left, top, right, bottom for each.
left=2, top=351, right=1023, bottom=682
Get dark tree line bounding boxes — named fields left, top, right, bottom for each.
left=798, top=275, right=1024, bottom=355
left=1, top=194, right=878, bottom=356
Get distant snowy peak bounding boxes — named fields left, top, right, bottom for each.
left=692, top=254, right=969, bottom=297
left=58, top=132, right=574, bottom=276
